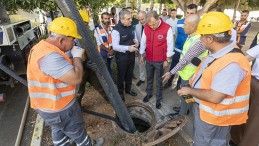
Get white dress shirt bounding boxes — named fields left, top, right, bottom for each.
left=111, top=29, right=138, bottom=53
left=166, top=18, right=178, bottom=33
left=247, top=44, right=259, bottom=80
left=139, top=20, right=175, bottom=58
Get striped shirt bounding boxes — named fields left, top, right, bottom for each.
left=170, top=40, right=205, bottom=75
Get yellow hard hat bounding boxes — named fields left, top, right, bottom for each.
left=195, top=12, right=234, bottom=35
left=79, top=10, right=90, bottom=23
left=48, top=17, right=82, bottom=39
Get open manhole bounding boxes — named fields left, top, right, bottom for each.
left=112, top=102, right=156, bottom=135
left=112, top=101, right=188, bottom=145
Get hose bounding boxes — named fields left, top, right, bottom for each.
left=55, top=0, right=136, bottom=133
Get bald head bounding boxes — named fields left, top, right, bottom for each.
left=183, top=14, right=200, bottom=34
left=137, top=11, right=147, bottom=25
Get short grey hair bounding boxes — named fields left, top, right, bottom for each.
left=205, top=31, right=231, bottom=43
left=119, top=9, right=131, bottom=20
left=137, top=11, right=146, bottom=16
left=49, top=32, right=66, bottom=38
left=147, top=11, right=159, bottom=21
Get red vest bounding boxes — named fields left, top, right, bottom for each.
left=144, top=20, right=170, bottom=62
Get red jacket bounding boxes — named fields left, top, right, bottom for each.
left=144, top=20, right=171, bottom=62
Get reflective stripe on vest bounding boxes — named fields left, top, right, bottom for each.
left=97, top=25, right=112, bottom=52
left=27, top=40, right=76, bottom=111
left=192, top=52, right=251, bottom=126
left=178, top=34, right=208, bottom=80
left=200, top=104, right=249, bottom=117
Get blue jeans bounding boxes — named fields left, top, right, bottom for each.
left=37, top=101, right=91, bottom=146
left=102, top=56, right=114, bottom=80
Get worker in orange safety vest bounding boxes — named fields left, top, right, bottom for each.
left=177, top=12, right=251, bottom=146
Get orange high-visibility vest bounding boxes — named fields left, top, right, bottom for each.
left=97, top=25, right=112, bottom=53
left=27, top=40, right=76, bottom=111
left=191, top=52, right=251, bottom=126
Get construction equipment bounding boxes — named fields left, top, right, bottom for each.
left=0, top=20, right=45, bottom=101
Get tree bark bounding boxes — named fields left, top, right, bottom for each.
left=172, top=0, right=185, bottom=12
left=137, top=0, right=141, bottom=12
left=150, top=0, right=154, bottom=10
left=0, top=3, right=10, bottom=24
left=197, top=0, right=219, bottom=16
left=159, top=0, right=162, bottom=14
left=233, top=0, right=241, bottom=21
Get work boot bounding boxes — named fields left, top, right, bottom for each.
left=92, top=137, right=104, bottom=146
left=143, top=95, right=152, bottom=103
left=156, top=100, right=162, bottom=109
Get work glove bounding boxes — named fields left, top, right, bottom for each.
left=71, top=46, right=83, bottom=58
left=85, top=60, right=98, bottom=71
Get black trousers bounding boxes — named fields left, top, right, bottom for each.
left=115, top=53, right=135, bottom=94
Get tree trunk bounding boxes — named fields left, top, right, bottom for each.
left=159, top=0, right=162, bottom=14
left=92, top=10, right=100, bottom=28
left=50, top=11, right=55, bottom=21
left=172, top=0, right=185, bottom=12
left=233, top=0, right=241, bottom=21
left=137, top=0, right=141, bottom=12
left=197, top=0, right=219, bottom=16
left=0, top=3, right=10, bottom=24
left=150, top=0, right=154, bottom=10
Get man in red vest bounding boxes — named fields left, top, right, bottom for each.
left=140, top=11, right=174, bottom=109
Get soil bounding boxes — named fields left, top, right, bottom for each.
left=41, top=85, right=184, bottom=146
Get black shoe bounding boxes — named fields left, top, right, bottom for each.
left=168, top=112, right=180, bottom=119
left=156, top=100, right=162, bottom=109
left=173, top=106, right=180, bottom=112
left=119, top=93, right=125, bottom=101
left=136, top=80, right=145, bottom=86
left=143, top=95, right=152, bottom=103
left=125, top=90, right=137, bottom=96
left=163, top=82, right=172, bottom=89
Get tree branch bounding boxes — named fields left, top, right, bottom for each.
left=197, top=0, right=219, bottom=16
left=172, top=0, right=184, bottom=12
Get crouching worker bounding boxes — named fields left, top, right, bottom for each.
left=27, top=17, right=103, bottom=146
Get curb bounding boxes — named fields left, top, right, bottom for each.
left=30, top=114, right=44, bottom=146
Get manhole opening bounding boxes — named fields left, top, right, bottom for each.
left=114, top=102, right=156, bottom=134
left=132, top=117, right=151, bottom=132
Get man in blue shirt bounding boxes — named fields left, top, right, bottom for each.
left=164, top=4, right=198, bottom=89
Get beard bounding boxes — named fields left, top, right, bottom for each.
left=102, top=21, right=109, bottom=25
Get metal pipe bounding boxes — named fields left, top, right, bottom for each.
left=0, top=62, right=27, bottom=86
left=16, top=23, right=30, bottom=34
left=54, top=0, right=136, bottom=133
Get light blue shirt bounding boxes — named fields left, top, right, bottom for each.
left=192, top=41, right=247, bottom=103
